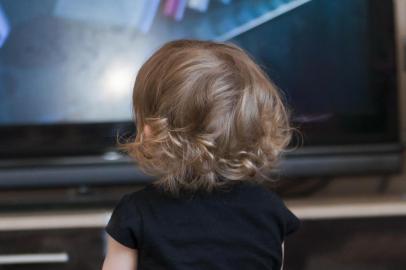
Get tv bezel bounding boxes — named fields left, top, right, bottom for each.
left=0, top=0, right=402, bottom=188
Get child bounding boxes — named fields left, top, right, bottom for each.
left=102, top=39, right=300, bottom=270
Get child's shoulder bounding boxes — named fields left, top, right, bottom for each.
left=238, top=181, right=301, bottom=236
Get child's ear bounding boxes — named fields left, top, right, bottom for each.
left=144, top=125, right=152, bottom=138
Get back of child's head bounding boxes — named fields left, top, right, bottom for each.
left=119, top=39, right=295, bottom=195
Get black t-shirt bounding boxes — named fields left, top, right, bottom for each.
left=105, top=181, right=300, bottom=270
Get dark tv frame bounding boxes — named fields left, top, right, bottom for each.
left=0, top=0, right=403, bottom=189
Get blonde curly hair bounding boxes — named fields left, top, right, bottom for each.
left=118, top=39, right=297, bottom=195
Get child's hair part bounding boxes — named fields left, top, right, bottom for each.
left=118, top=39, right=296, bottom=195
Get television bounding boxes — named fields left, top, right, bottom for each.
left=0, top=0, right=402, bottom=189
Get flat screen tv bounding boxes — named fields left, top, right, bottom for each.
left=0, top=0, right=402, bottom=188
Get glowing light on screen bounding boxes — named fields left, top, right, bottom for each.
left=0, top=4, right=10, bottom=48
left=188, top=0, right=210, bottom=12
left=102, top=61, right=138, bottom=101
left=138, top=0, right=160, bottom=33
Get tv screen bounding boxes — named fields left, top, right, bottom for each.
left=0, top=0, right=399, bottom=158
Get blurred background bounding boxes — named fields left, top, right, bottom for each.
left=0, top=0, right=405, bottom=269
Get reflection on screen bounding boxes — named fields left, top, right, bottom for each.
left=0, top=0, right=378, bottom=127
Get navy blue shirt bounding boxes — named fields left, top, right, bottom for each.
left=105, top=181, right=300, bottom=270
